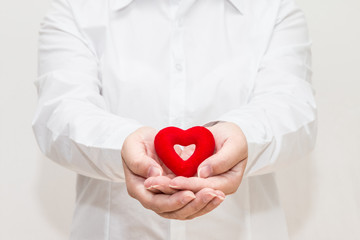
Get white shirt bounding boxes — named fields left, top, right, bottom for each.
left=32, top=0, right=317, bottom=239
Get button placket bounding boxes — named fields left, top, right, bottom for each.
left=168, top=13, right=186, bottom=128
left=167, top=2, right=191, bottom=239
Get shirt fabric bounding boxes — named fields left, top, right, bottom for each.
left=32, top=0, right=317, bottom=239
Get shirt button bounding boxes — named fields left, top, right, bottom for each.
left=175, top=63, right=183, bottom=72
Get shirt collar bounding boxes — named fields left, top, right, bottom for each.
left=113, top=0, right=244, bottom=14
left=228, top=0, right=244, bottom=14
left=112, top=0, right=133, bottom=11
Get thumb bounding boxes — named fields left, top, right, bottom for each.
left=197, top=139, right=242, bottom=178
left=121, top=127, right=163, bottom=178
left=123, top=153, right=163, bottom=178
left=121, top=134, right=163, bottom=178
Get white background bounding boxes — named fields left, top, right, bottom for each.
left=0, top=0, right=359, bottom=239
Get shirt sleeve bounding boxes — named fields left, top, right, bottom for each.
left=217, top=0, right=317, bottom=177
left=31, top=0, right=142, bottom=182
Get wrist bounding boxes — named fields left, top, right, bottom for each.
left=203, top=121, right=226, bottom=128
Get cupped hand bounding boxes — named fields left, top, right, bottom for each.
left=172, top=122, right=248, bottom=195
left=121, top=126, right=225, bottom=220
left=146, top=122, right=248, bottom=195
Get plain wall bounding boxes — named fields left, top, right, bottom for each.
left=1, top=0, right=359, bottom=239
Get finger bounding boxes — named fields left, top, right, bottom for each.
left=169, top=160, right=246, bottom=195
left=169, top=176, right=214, bottom=193
left=170, top=176, right=231, bottom=194
left=145, top=188, right=162, bottom=194
left=143, top=190, right=196, bottom=213
left=122, top=135, right=163, bottom=178
left=123, top=160, right=196, bottom=213
left=158, top=188, right=217, bottom=220
left=186, top=190, right=225, bottom=220
left=144, top=176, right=178, bottom=194
left=197, top=137, right=247, bottom=178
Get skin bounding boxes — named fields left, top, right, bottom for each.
left=121, top=122, right=248, bottom=220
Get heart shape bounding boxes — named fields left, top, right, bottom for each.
left=154, top=126, right=215, bottom=177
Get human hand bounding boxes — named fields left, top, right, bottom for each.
left=121, top=127, right=225, bottom=220
left=146, top=122, right=248, bottom=195
left=171, top=122, right=248, bottom=194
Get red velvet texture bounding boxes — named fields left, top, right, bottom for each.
left=154, top=126, right=215, bottom=177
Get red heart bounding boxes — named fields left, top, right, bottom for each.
left=154, top=126, right=215, bottom=177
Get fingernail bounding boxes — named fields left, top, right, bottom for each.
left=215, top=190, right=225, bottom=200
left=181, top=193, right=196, bottom=204
left=169, top=178, right=182, bottom=189
left=147, top=166, right=162, bottom=178
left=150, top=185, right=161, bottom=190
left=203, top=192, right=217, bottom=203
left=198, top=165, right=212, bottom=178
left=216, top=195, right=225, bottom=201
